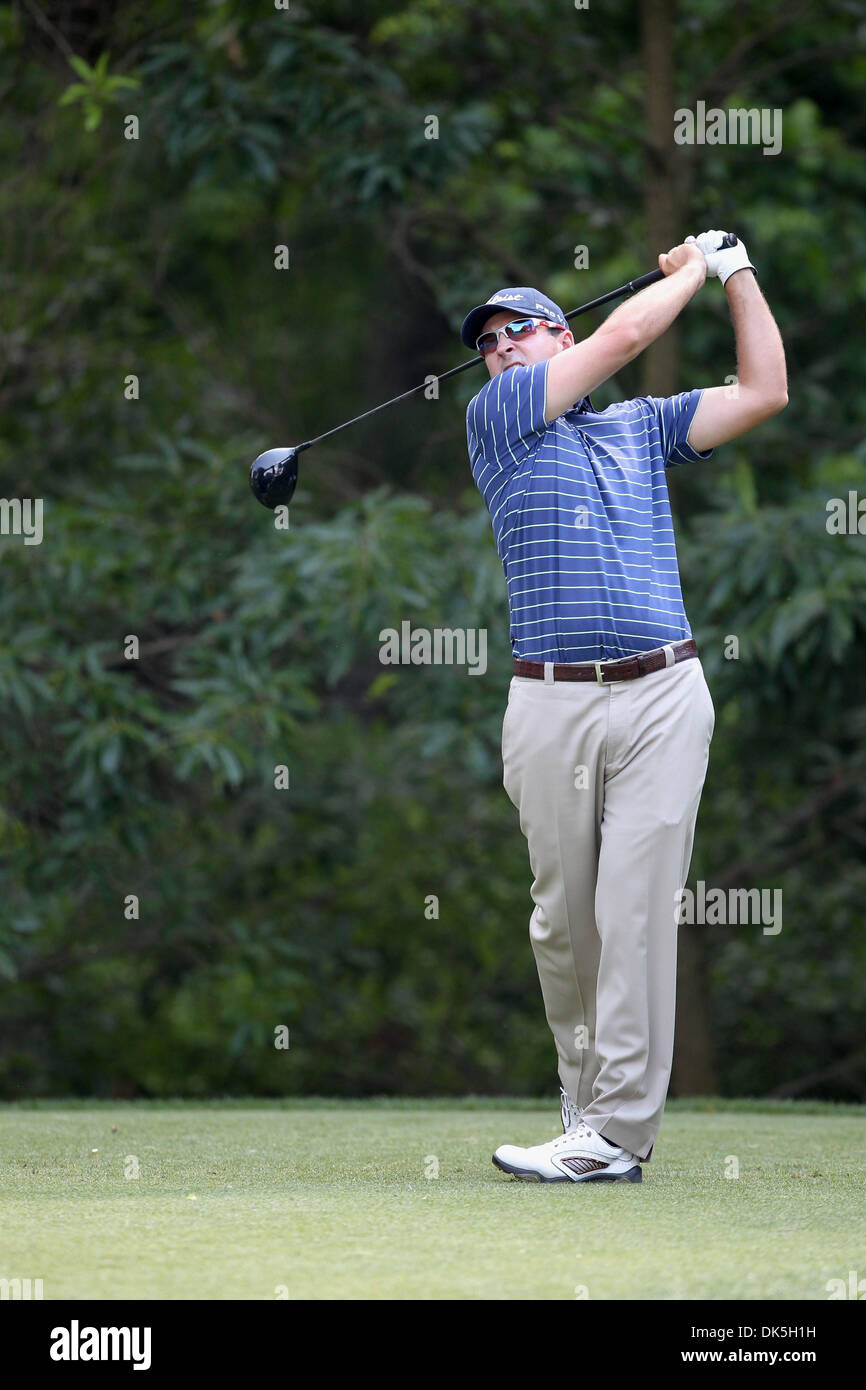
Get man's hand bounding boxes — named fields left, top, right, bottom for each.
left=685, top=230, right=756, bottom=285
left=658, top=242, right=707, bottom=284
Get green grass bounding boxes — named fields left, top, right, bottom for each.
left=1, top=1100, right=863, bottom=1300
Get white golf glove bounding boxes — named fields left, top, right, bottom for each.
left=685, top=229, right=756, bottom=285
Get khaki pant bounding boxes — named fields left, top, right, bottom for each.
left=501, top=649, right=715, bottom=1161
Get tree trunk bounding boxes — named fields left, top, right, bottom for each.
left=673, top=921, right=718, bottom=1096
left=641, top=0, right=681, bottom=396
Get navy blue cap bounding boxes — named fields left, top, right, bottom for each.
left=460, top=286, right=568, bottom=349
left=461, top=285, right=595, bottom=415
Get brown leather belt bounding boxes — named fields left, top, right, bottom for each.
left=513, top=638, right=698, bottom=684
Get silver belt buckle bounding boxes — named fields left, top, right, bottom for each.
left=594, top=661, right=605, bottom=685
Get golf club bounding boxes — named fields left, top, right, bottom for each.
left=250, top=238, right=737, bottom=509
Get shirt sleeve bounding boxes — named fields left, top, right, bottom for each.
left=646, top=388, right=715, bottom=467
left=465, top=361, right=548, bottom=492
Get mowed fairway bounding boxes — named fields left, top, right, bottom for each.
left=1, top=1099, right=862, bottom=1300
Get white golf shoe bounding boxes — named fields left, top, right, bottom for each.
left=493, top=1118, right=642, bottom=1183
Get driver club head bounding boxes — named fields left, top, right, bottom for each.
left=249, top=446, right=302, bottom=509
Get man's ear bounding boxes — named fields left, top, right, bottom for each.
left=558, top=330, right=575, bottom=352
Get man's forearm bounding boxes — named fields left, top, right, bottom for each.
left=544, top=241, right=705, bottom=419
left=598, top=262, right=704, bottom=354
left=725, top=270, right=787, bottom=403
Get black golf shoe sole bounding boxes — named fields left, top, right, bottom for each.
left=492, top=1154, right=642, bottom=1183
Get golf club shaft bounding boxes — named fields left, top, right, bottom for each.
left=299, top=267, right=665, bottom=453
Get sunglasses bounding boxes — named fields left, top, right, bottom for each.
left=476, top=316, right=562, bottom=356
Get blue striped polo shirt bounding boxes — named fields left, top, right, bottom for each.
left=465, top=360, right=714, bottom=662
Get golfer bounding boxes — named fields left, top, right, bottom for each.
left=462, top=230, right=787, bottom=1183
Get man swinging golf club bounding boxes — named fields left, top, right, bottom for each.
left=462, top=229, right=787, bottom=1183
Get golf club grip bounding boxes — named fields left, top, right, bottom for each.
left=626, top=269, right=665, bottom=293
left=563, top=235, right=739, bottom=323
